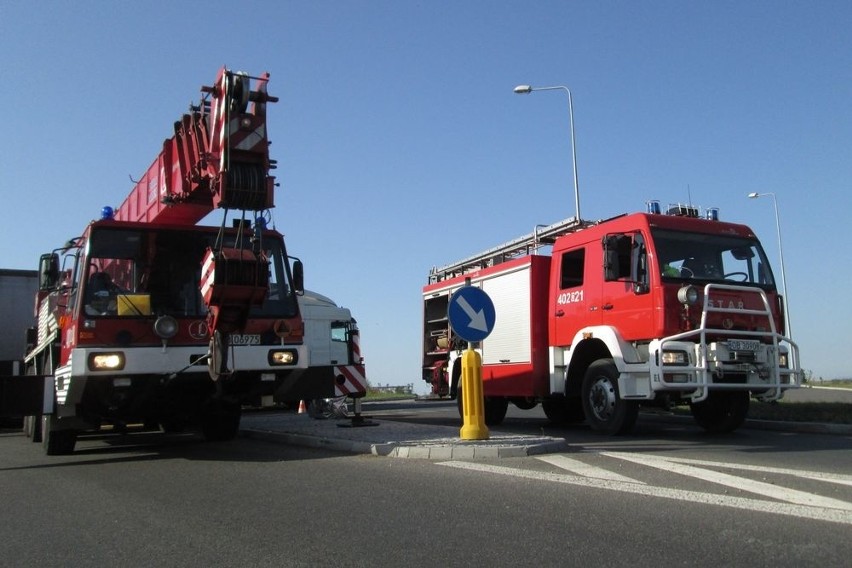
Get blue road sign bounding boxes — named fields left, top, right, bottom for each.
left=448, top=286, right=496, bottom=343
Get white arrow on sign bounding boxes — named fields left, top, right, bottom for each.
left=457, top=295, right=489, bottom=332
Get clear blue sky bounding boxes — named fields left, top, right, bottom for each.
left=2, top=1, right=850, bottom=389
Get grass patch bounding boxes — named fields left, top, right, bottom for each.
left=363, top=390, right=417, bottom=401
left=808, top=379, right=852, bottom=389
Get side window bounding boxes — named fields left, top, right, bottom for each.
left=560, top=249, right=585, bottom=289
left=331, top=322, right=348, bottom=343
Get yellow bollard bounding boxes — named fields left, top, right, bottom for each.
left=459, top=347, right=489, bottom=440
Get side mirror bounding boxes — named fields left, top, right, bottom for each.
left=39, top=253, right=59, bottom=291
left=292, top=259, right=304, bottom=294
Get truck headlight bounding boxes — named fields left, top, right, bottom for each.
left=778, top=352, right=789, bottom=368
left=154, top=315, right=179, bottom=339
left=89, top=352, right=126, bottom=371
left=268, top=349, right=298, bottom=366
left=677, top=285, right=699, bottom=305
left=662, top=350, right=689, bottom=365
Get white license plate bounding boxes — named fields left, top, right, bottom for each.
left=230, top=334, right=261, bottom=346
left=727, top=340, right=760, bottom=352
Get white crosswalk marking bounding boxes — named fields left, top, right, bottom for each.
left=635, top=454, right=852, bottom=488
left=602, top=452, right=852, bottom=511
left=438, top=452, right=852, bottom=525
left=537, top=455, right=644, bottom=484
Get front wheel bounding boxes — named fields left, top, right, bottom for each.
left=690, top=391, right=749, bottom=433
left=41, top=413, right=77, bottom=456
left=581, top=359, right=638, bottom=435
left=201, top=400, right=241, bottom=442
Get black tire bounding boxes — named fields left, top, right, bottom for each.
left=200, top=400, right=241, bottom=442
left=483, top=397, right=508, bottom=426
left=581, top=359, right=638, bottom=435
left=690, top=391, right=750, bottom=433
left=456, top=384, right=507, bottom=426
left=41, top=414, right=77, bottom=456
left=24, top=365, right=43, bottom=443
left=511, top=398, right=538, bottom=411
left=542, top=397, right=585, bottom=425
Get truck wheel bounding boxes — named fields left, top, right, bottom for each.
left=41, top=414, right=77, bottom=456
left=24, top=415, right=43, bottom=442
left=581, top=359, right=638, bottom=435
left=201, top=400, right=241, bottom=442
left=542, top=397, right=585, bottom=425
left=456, top=386, right=507, bottom=426
left=690, top=391, right=749, bottom=433
left=24, top=365, right=43, bottom=443
left=483, top=397, right=508, bottom=426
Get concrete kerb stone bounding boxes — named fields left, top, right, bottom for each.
left=239, top=413, right=570, bottom=459
left=239, top=411, right=850, bottom=460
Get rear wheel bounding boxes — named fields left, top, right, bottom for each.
left=23, top=365, right=43, bottom=442
left=690, top=391, right=749, bottom=433
left=455, top=385, right=508, bottom=426
left=483, top=397, right=508, bottom=426
left=581, top=359, right=638, bottom=435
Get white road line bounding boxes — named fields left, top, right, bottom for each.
left=537, top=455, right=644, bottom=484
left=438, top=461, right=852, bottom=526
left=629, top=454, right=852, bottom=488
left=601, top=452, right=852, bottom=512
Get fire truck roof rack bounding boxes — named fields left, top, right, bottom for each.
left=428, top=216, right=592, bottom=283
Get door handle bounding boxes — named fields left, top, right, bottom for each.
left=602, top=303, right=614, bottom=310
left=555, top=309, right=564, bottom=317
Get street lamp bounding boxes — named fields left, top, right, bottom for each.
left=514, top=84, right=581, bottom=221
left=747, top=192, right=792, bottom=339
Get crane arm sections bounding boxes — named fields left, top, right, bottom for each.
left=115, top=67, right=279, bottom=226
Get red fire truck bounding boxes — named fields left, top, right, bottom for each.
left=2, top=67, right=364, bottom=455
left=422, top=203, right=800, bottom=434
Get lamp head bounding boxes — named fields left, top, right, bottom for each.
left=513, top=85, right=532, bottom=94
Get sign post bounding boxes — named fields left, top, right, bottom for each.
left=447, top=285, right=495, bottom=441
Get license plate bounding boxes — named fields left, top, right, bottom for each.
left=727, top=339, right=760, bottom=352
left=229, top=334, right=261, bottom=346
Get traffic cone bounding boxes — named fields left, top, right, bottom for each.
left=297, top=400, right=307, bottom=414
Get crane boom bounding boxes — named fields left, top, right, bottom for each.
left=115, top=67, right=278, bottom=225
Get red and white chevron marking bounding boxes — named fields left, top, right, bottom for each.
left=334, top=332, right=367, bottom=396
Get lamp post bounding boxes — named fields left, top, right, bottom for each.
left=514, top=84, right=581, bottom=221
left=747, top=192, right=792, bottom=338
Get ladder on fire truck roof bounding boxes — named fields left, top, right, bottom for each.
left=428, top=216, right=591, bottom=284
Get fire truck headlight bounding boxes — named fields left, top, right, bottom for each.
left=662, top=350, right=689, bottom=366
left=269, top=349, right=298, bottom=366
left=89, top=352, right=126, bottom=371
left=778, top=352, right=789, bottom=368
left=677, top=285, right=699, bottom=305
left=154, top=315, right=179, bottom=339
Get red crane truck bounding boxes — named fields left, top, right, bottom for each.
left=2, top=67, right=360, bottom=454
left=422, top=203, right=800, bottom=434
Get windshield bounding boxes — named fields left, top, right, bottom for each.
left=653, top=228, right=776, bottom=287
left=83, top=226, right=299, bottom=318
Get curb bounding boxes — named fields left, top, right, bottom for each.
left=240, top=413, right=850, bottom=460
left=239, top=420, right=570, bottom=459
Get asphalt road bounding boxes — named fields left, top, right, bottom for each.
left=1, top=398, right=850, bottom=567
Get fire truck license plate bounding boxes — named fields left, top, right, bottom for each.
left=229, top=334, right=261, bottom=346
left=727, top=340, right=760, bottom=351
